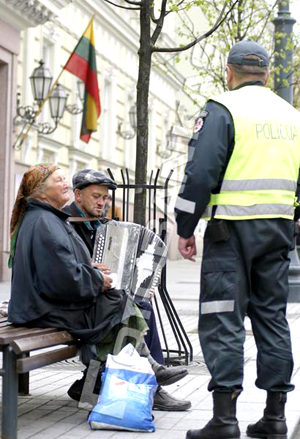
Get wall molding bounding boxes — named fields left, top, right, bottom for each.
left=0, top=0, right=71, bottom=31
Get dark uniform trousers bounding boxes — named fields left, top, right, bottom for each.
left=199, top=218, right=295, bottom=393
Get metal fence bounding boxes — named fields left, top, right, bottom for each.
left=107, top=168, right=193, bottom=365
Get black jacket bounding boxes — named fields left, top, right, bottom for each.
left=9, top=200, right=104, bottom=323
left=175, top=99, right=234, bottom=238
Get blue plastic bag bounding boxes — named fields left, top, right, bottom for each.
left=88, top=343, right=157, bottom=432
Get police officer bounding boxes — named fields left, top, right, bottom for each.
left=175, top=40, right=300, bottom=439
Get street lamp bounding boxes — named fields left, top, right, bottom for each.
left=273, top=0, right=296, bottom=103
left=65, top=80, right=85, bottom=114
left=157, top=125, right=190, bottom=159
left=273, top=0, right=300, bottom=302
left=30, top=61, right=52, bottom=106
left=49, top=83, right=68, bottom=124
left=117, top=103, right=137, bottom=139
left=129, top=104, right=137, bottom=131
left=77, top=80, right=85, bottom=102
left=13, top=60, right=84, bottom=150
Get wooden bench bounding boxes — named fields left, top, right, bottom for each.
left=0, top=318, right=79, bottom=439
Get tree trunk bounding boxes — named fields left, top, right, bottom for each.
left=133, top=0, right=152, bottom=226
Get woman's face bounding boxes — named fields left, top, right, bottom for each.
left=41, top=169, right=70, bottom=210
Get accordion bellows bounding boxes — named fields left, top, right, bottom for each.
left=93, top=221, right=167, bottom=300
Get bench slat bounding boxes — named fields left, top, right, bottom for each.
left=16, top=345, right=79, bottom=373
left=0, top=327, right=58, bottom=345
left=11, top=331, right=76, bottom=355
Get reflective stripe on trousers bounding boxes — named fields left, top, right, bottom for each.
left=201, top=300, right=234, bottom=314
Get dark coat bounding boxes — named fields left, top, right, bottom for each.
left=8, top=200, right=129, bottom=345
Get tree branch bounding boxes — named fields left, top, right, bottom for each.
left=151, top=0, right=168, bottom=45
left=256, top=1, right=279, bottom=41
left=152, top=0, right=239, bottom=53
left=103, top=0, right=141, bottom=10
left=123, top=0, right=142, bottom=5
left=150, top=6, right=160, bottom=24
left=165, top=0, right=186, bottom=15
left=191, top=43, right=227, bottom=93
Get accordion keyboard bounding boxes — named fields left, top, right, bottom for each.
left=93, top=221, right=167, bottom=300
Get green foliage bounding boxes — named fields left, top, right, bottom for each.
left=176, top=0, right=300, bottom=102
left=170, top=4, right=179, bottom=12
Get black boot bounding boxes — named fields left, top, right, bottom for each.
left=246, top=392, right=287, bottom=439
left=186, top=391, right=240, bottom=439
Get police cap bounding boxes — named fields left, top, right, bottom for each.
left=227, top=40, right=269, bottom=67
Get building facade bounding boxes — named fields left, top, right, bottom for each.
left=0, top=0, right=195, bottom=281
left=0, top=0, right=72, bottom=281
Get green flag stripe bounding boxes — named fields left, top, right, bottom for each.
left=74, top=36, right=97, bottom=73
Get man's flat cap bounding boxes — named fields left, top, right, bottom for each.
left=72, top=169, right=117, bottom=190
left=227, top=40, right=269, bottom=67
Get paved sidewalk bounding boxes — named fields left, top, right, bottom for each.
left=1, top=259, right=300, bottom=439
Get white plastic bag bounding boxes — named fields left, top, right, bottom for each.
left=88, top=343, right=157, bottom=432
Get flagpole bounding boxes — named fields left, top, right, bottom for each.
left=15, top=14, right=96, bottom=150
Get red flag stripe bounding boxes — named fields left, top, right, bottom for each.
left=65, top=53, right=100, bottom=115
left=80, top=133, right=91, bottom=143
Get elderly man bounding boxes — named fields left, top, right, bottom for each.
left=64, top=168, right=191, bottom=412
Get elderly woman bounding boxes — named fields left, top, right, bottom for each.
left=8, top=164, right=189, bottom=404
left=8, top=164, right=129, bottom=349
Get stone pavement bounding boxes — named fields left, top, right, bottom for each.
left=1, top=258, right=300, bottom=439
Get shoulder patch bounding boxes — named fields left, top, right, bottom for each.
left=193, top=118, right=204, bottom=133
left=193, top=110, right=209, bottom=134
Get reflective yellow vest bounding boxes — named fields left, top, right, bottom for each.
left=203, top=86, right=300, bottom=221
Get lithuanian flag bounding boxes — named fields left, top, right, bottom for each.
left=64, top=17, right=101, bottom=143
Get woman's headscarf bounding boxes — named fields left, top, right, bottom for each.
left=9, top=164, right=60, bottom=268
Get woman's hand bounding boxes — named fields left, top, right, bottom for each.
left=92, top=262, right=111, bottom=274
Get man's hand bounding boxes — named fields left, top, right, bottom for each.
left=102, top=273, right=113, bottom=291
left=178, top=235, right=197, bottom=262
left=92, top=262, right=111, bottom=274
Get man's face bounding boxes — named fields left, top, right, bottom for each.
left=75, top=184, right=109, bottom=217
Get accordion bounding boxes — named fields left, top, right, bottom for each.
left=92, top=221, right=168, bottom=300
